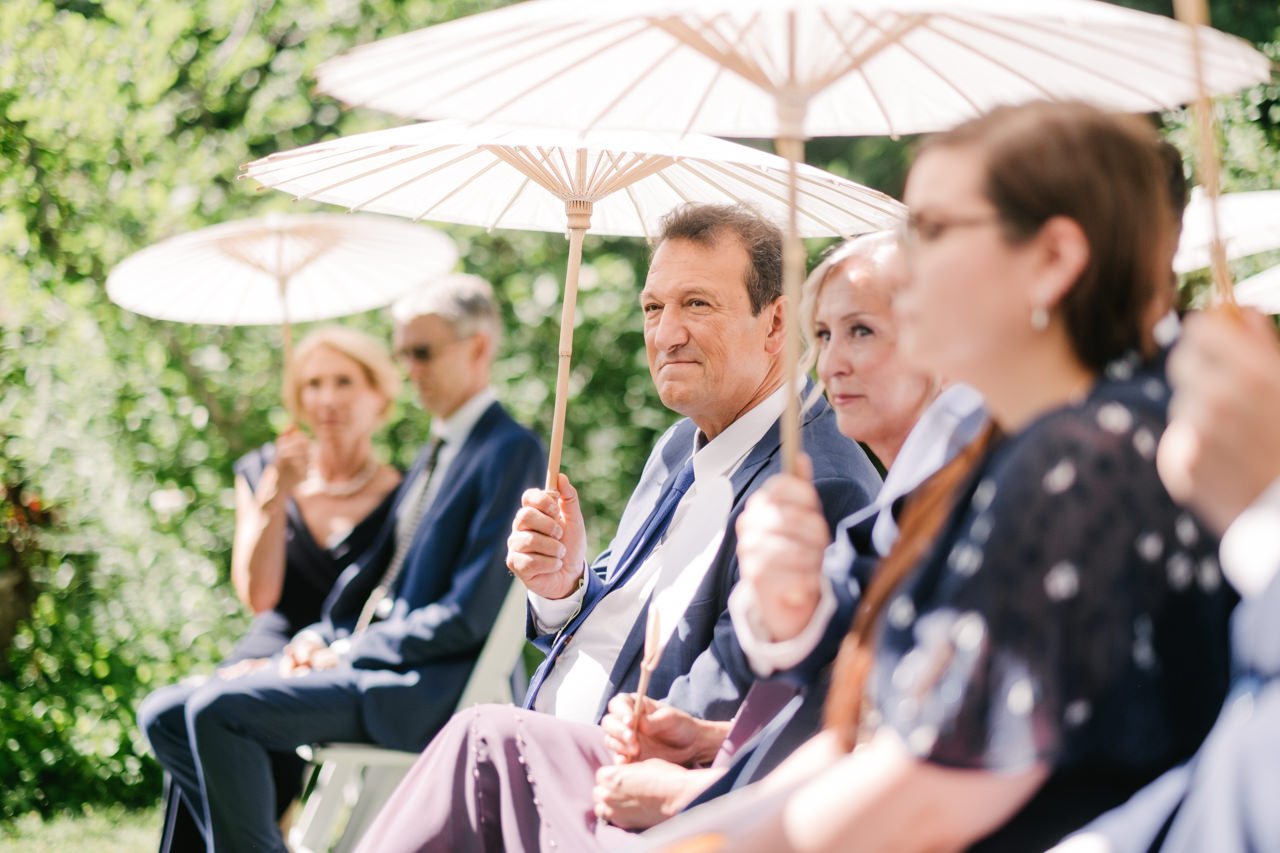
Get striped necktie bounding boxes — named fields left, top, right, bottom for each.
left=353, top=438, right=443, bottom=632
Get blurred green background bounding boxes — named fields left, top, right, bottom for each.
left=2, top=0, right=1279, bottom=841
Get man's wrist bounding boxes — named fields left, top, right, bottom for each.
left=528, top=565, right=588, bottom=633
left=691, top=719, right=733, bottom=767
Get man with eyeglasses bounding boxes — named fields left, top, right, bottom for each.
left=138, top=273, right=544, bottom=853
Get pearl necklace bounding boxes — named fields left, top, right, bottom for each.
left=300, top=456, right=380, bottom=498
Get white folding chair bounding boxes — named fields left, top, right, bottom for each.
left=289, top=579, right=531, bottom=853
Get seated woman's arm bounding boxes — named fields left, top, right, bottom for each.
left=231, top=430, right=309, bottom=613
left=231, top=471, right=289, bottom=613
left=748, top=728, right=1046, bottom=853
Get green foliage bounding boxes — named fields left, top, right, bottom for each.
left=1, top=0, right=1277, bottom=825
left=0, top=0, right=661, bottom=820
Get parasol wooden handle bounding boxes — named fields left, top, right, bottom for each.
left=545, top=200, right=594, bottom=491
left=1173, top=0, right=1236, bottom=308
left=776, top=133, right=807, bottom=477
left=631, top=607, right=664, bottom=744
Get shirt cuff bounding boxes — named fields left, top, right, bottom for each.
left=1220, top=475, right=1280, bottom=599
left=527, top=563, right=589, bottom=634
left=729, top=577, right=837, bottom=677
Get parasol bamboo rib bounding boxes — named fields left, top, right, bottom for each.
left=492, top=147, right=699, bottom=487
left=547, top=197, right=592, bottom=490
left=275, top=229, right=293, bottom=409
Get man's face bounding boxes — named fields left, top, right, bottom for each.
left=393, top=313, right=478, bottom=419
left=640, top=236, right=782, bottom=437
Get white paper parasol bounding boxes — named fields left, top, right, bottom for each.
left=1175, top=189, right=1280, bottom=275
left=243, top=121, right=904, bottom=486
left=107, top=212, right=458, bottom=369
left=315, top=0, right=1269, bottom=472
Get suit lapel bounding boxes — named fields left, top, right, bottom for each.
left=728, top=382, right=826, bottom=503
left=327, top=402, right=505, bottom=621
left=397, top=401, right=504, bottom=562
left=596, top=387, right=829, bottom=715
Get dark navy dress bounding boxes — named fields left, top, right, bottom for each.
left=226, top=444, right=396, bottom=662
left=867, top=363, right=1235, bottom=851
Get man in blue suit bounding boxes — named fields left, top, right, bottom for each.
left=138, top=274, right=543, bottom=853
left=356, top=204, right=880, bottom=852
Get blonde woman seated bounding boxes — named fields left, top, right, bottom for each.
left=654, top=102, right=1235, bottom=853
left=226, top=325, right=402, bottom=662
left=155, top=326, right=401, bottom=852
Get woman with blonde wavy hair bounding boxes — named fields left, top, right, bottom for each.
left=156, top=325, right=402, bottom=852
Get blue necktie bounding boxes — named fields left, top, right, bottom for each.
left=607, top=458, right=696, bottom=588
left=522, top=458, right=697, bottom=710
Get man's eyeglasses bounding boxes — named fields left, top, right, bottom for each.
left=395, top=341, right=455, bottom=364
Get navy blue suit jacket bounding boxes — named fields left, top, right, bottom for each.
left=1072, top=568, right=1280, bottom=852
left=306, top=401, right=543, bottom=750
left=524, top=393, right=880, bottom=723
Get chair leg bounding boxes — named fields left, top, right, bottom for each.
left=290, top=758, right=356, bottom=853
left=333, top=764, right=412, bottom=853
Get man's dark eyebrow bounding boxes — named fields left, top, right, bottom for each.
left=638, top=285, right=721, bottom=305
left=681, top=287, right=719, bottom=301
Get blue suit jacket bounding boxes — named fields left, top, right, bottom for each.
left=306, top=401, right=543, bottom=750
left=524, top=393, right=880, bottom=723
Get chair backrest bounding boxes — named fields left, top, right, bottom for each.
left=453, top=579, right=528, bottom=710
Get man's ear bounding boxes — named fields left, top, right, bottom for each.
left=763, top=296, right=786, bottom=355
left=471, top=331, right=493, bottom=364
left=1030, top=216, right=1090, bottom=311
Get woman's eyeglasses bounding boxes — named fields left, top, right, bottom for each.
left=896, top=212, right=1003, bottom=250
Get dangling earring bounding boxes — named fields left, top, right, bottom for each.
left=1030, top=306, right=1050, bottom=332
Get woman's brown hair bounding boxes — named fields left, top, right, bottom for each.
left=930, top=102, right=1174, bottom=370
left=823, top=102, right=1174, bottom=749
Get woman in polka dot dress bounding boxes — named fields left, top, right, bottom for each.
left=689, top=102, right=1236, bottom=853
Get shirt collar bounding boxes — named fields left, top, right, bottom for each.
left=431, top=388, right=496, bottom=446
left=880, top=383, right=985, bottom=508
left=689, top=380, right=791, bottom=483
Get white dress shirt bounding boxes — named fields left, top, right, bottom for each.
left=531, top=383, right=792, bottom=723
left=730, top=384, right=986, bottom=675
left=413, top=387, right=497, bottom=516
